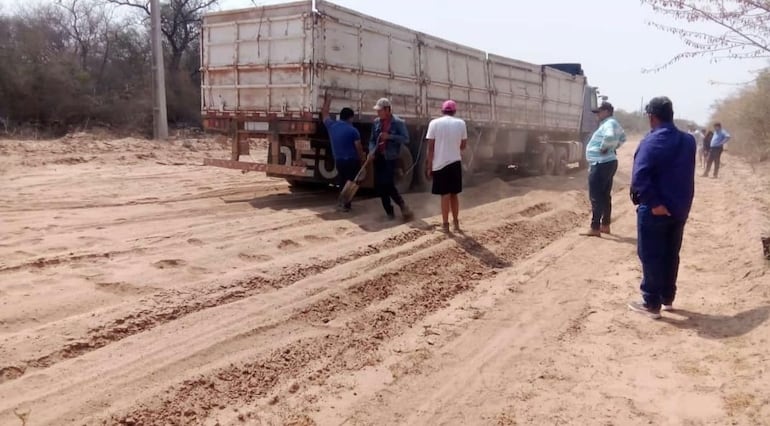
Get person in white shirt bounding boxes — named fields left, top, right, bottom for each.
left=425, top=100, right=468, bottom=232
left=688, top=125, right=705, bottom=168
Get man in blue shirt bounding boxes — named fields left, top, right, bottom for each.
left=322, top=95, right=364, bottom=212
left=369, top=97, right=413, bottom=221
left=703, top=122, right=731, bottom=178
left=628, top=97, right=696, bottom=319
left=582, top=101, right=627, bottom=237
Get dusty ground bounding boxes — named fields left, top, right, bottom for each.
left=0, top=133, right=769, bottom=426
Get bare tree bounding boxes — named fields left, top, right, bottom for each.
left=106, top=0, right=217, bottom=70
left=642, top=0, right=770, bottom=71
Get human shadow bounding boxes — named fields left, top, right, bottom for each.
left=661, top=305, right=770, bottom=339
left=229, top=170, right=593, bottom=233
left=450, top=230, right=512, bottom=269
left=600, top=234, right=637, bottom=246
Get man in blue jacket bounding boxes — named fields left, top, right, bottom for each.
left=370, top=98, right=414, bottom=221
left=629, top=97, right=696, bottom=319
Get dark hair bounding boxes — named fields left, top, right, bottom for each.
left=645, top=96, right=674, bottom=123
left=340, top=107, right=355, bottom=121
left=442, top=110, right=456, bottom=116
left=714, top=122, right=722, bottom=127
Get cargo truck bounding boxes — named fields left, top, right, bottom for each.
left=201, top=0, right=601, bottom=192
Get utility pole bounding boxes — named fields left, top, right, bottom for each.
left=150, top=0, right=168, bottom=140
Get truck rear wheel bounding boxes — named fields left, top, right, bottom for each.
left=554, top=146, right=568, bottom=176
left=539, top=144, right=556, bottom=176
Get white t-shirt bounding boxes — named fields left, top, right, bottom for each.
left=690, top=130, right=704, bottom=146
left=426, top=115, right=468, bottom=171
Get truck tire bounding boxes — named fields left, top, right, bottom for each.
left=396, top=145, right=415, bottom=194
left=539, top=144, right=556, bottom=176
left=554, top=146, right=568, bottom=176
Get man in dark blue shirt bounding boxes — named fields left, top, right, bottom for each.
left=628, top=96, right=696, bottom=319
left=322, top=95, right=364, bottom=212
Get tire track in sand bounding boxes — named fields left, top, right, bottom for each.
left=0, top=228, right=432, bottom=384
left=114, top=207, right=583, bottom=425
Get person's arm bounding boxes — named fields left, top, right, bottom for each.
left=321, top=92, right=332, bottom=124
left=599, top=120, right=620, bottom=153
left=425, top=139, right=435, bottom=178
left=368, top=120, right=379, bottom=155
left=425, top=120, right=436, bottom=177
left=632, top=134, right=667, bottom=214
left=353, top=129, right=364, bottom=162
left=615, top=121, right=627, bottom=149
left=460, top=121, right=468, bottom=151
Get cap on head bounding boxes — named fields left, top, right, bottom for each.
left=645, top=96, right=674, bottom=121
left=373, top=98, right=392, bottom=111
left=591, top=101, right=614, bottom=114
left=441, top=99, right=457, bottom=113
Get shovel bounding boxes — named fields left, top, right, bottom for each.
left=338, top=155, right=373, bottom=207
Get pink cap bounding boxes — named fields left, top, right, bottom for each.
left=441, top=100, right=457, bottom=112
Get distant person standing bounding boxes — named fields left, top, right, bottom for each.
left=704, top=122, right=731, bottom=178
left=688, top=125, right=704, bottom=168
left=582, top=101, right=627, bottom=237
left=369, top=98, right=414, bottom=221
left=628, top=97, right=696, bottom=319
left=425, top=100, right=468, bottom=232
left=322, top=94, right=364, bottom=212
left=702, top=128, right=713, bottom=169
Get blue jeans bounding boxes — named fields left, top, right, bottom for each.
left=637, top=204, right=686, bottom=309
left=588, top=160, right=618, bottom=230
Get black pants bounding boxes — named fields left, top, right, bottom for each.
left=637, top=205, right=686, bottom=308
left=335, top=158, right=360, bottom=209
left=373, top=155, right=404, bottom=216
left=705, top=146, right=723, bottom=177
left=588, top=160, right=618, bottom=230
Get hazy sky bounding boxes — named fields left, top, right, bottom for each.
left=213, top=0, right=767, bottom=124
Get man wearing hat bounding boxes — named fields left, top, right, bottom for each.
left=425, top=99, right=468, bottom=232
left=369, top=98, right=414, bottom=221
left=628, top=96, right=696, bottom=319
left=582, top=101, right=627, bottom=237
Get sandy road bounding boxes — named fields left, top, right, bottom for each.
left=0, top=134, right=768, bottom=425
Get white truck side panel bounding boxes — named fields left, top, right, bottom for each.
left=201, top=0, right=587, bottom=137
left=488, top=54, right=545, bottom=128
left=202, top=1, right=314, bottom=113
left=314, top=1, right=422, bottom=118
left=419, top=34, right=492, bottom=123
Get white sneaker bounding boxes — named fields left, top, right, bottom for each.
left=662, top=304, right=674, bottom=312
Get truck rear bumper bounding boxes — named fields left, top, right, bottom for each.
left=203, top=158, right=307, bottom=176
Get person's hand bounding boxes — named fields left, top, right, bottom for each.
left=600, top=148, right=609, bottom=155
left=651, top=205, right=671, bottom=216
left=425, top=163, right=432, bottom=179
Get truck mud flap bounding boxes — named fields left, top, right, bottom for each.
left=203, top=158, right=307, bottom=176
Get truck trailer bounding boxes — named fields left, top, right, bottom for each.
left=201, top=0, right=600, bottom=192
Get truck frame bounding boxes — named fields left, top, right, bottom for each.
left=201, top=0, right=600, bottom=192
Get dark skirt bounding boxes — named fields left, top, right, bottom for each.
left=432, top=160, right=463, bottom=195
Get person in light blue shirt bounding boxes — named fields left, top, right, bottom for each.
left=582, top=101, right=627, bottom=236
left=704, top=122, right=731, bottom=178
